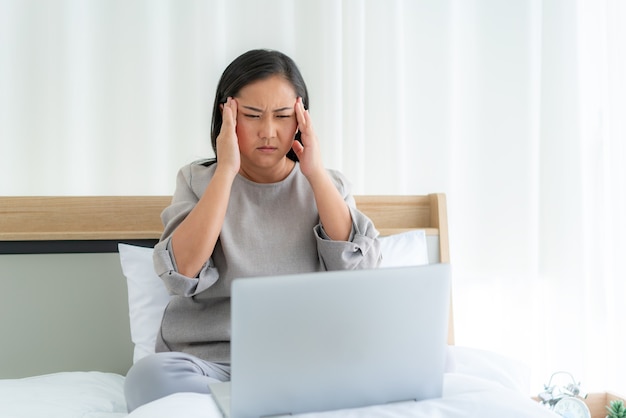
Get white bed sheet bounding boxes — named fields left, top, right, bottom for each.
left=129, top=374, right=555, bottom=418
left=0, top=371, right=127, bottom=418
left=0, top=347, right=558, bottom=418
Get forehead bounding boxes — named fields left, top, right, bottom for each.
left=236, top=75, right=297, bottom=105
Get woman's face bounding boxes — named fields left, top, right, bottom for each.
left=234, top=75, right=298, bottom=179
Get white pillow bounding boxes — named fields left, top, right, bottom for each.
left=379, top=230, right=429, bottom=267
left=118, top=243, right=172, bottom=363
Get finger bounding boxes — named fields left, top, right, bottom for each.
left=299, top=100, right=314, bottom=136
left=295, top=97, right=306, bottom=130
left=220, top=97, right=230, bottom=115
left=230, top=98, right=238, bottom=126
left=221, top=109, right=233, bottom=132
left=221, top=98, right=237, bottom=131
left=291, top=138, right=304, bottom=157
left=301, top=100, right=312, bottom=129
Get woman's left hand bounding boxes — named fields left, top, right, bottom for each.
left=292, top=98, right=352, bottom=241
left=292, top=97, right=325, bottom=182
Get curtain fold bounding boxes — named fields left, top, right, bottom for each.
left=1, top=0, right=624, bottom=395
left=576, top=0, right=626, bottom=392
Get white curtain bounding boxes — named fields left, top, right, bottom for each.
left=1, top=0, right=624, bottom=395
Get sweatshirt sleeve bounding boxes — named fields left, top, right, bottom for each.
left=152, top=164, right=220, bottom=297
left=314, top=170, right=382, bottom=271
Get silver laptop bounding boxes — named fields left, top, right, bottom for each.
left=210, top=264, right=451, bottom=418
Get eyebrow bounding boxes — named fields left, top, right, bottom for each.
left=241, top=105, right=293, bottom=113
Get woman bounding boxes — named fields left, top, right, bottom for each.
left=124, top=49, right=381, bottom=412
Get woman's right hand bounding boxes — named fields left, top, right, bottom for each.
left=170, top=97, right=240, bottom=278
left=216, top=97, right=240, bottom=178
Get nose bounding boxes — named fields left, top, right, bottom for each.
left=258, top=115, right=276, bottom=139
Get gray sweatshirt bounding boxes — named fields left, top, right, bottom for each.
left=153, top=161, right=381, bottom=363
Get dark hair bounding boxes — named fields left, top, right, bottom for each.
left=209, top=49, right=309, bottom=164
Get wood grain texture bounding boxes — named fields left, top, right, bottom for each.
left=1, top=194, right=446, bottom=240
left=0, top=196, right=170, bottom=240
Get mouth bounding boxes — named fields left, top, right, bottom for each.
left=256, top=146, right=278, bottom=153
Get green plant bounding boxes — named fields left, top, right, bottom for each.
left=606, top=399, right=626, bottom=418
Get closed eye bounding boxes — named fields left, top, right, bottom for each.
left=243, top=113, right=260, bottom=119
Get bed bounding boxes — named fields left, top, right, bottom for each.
left=0, top=194, right=558, bottom=418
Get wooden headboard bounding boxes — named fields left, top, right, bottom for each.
left=0, top=194, right=448, bottom=248
left=0, top=194, right=452, bottom=377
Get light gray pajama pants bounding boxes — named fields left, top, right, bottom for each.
left=124, top=352, right=231, bottom=412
